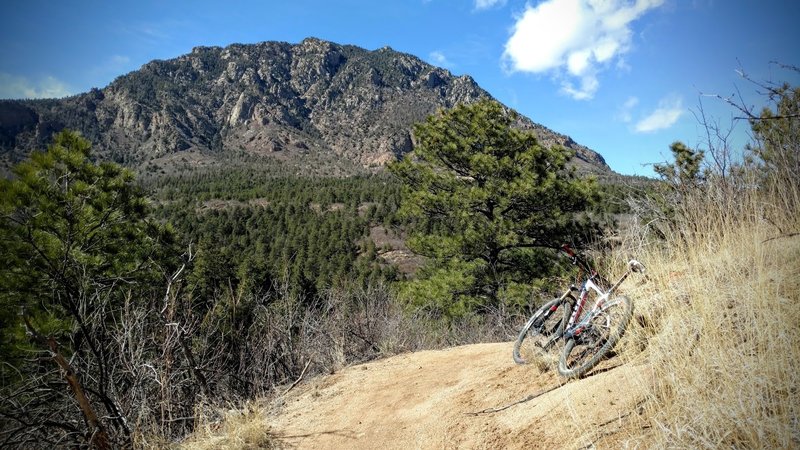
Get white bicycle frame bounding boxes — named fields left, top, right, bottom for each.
left=563, top=260, right=642, bottom=339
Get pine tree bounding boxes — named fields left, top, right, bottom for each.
left=389, top=100, right=599, bottom=315
left=0, top=130, right=176, bottom=446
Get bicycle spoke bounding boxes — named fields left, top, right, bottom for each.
left=513, top=298, right=570, bottom=365
left=559, top=296, right=633, bottom=378
left=565, top=325, right=606, bottom=368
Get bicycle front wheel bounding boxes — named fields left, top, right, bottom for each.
left=558, top=296, right=633, bottom=378
left=513, top=297, right=571, bottom=365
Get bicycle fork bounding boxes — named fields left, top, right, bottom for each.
left=536, top=288, right=577, bottom=351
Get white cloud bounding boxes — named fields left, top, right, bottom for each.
left=561, top=75, right=599, bottom=101
left=475, top=0, right=507, bottom=10
left=635, top=95, right=684, bottom=133
left=0, top=73, right=73, bottom=99
left=502, top=0, right=665, bottom=100
left=616, top=96, right=639, bottom=122
left=429, top=51, right=454, bottom=68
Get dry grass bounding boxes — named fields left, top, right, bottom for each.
left=177, top=163, right=800, bottom=449
left=177, top=183, right=799, bottom=449
left=178, top=402, right=275, bottom=450
left=611, top=178, right=800, bottom=448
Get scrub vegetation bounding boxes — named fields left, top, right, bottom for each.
left=1, top=73, right=797, bottom=448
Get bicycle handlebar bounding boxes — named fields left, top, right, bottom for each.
left=561, top=245, right=646, bottom=278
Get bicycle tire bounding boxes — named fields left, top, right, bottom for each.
left=513, top=297, right=571, bottom=365
left=557, top=296, right=633, bottom=378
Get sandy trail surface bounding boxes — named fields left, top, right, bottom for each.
left=265, top=342, right=651, bottom=449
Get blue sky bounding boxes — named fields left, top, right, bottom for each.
left=1, top=0, right=798, bottom=176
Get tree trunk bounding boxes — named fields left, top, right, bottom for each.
left=24, top=316, right=112, bottom=449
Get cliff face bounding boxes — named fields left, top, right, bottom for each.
left=0, top=38, right=607, bottom=173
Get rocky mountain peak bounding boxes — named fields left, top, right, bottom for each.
left=0, top=38, right=608, bottom=174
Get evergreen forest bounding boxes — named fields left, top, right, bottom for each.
left=146, top=169, right=404, bottom=301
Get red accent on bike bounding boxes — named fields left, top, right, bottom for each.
left=573, top=291, right=588, bottom=325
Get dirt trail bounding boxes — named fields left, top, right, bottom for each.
left=265, top=342, right=651, bottom=449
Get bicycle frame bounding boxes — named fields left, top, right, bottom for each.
left=562, top=266, right=635, bottom=340
left=512, top=247, right=645, bottom=373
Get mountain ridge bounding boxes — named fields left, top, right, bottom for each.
left=0, top=38, right=608, bottom=175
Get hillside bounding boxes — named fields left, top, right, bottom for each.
left=0, top=38, right=608, bottom=176
left=180, top=176, right=800, bottom=449
left=2, top=37, right=796, bottom=450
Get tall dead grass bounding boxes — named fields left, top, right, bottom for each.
left=615, top=173, right=800, bottom=448
left=178, top=402, right=276, bottom=450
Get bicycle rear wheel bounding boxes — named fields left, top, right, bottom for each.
left=513, top=297, right=571, bottom=365
left=558, top=296, right=633, bottom=378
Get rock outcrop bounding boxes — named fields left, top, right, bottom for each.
left=0, top=38, right=608, bottom=174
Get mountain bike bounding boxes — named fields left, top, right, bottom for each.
left=512, top=245, right=646, bottom=378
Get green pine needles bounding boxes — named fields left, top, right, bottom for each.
left=390, top=99, right=600, bottom=317
left=0, top=130, right=175, bottom=379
